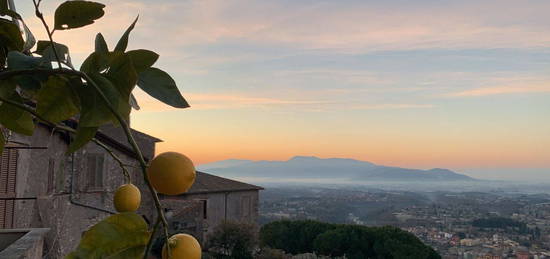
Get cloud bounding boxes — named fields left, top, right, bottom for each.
left=132, top=90, right=335, bottom=112
left=348, top=104, right=434, bottom=110
left=133, top=90, right=434, bottom=113
left=21, top=0, right=550, bottom=58
left=447, top=83, right=550, bottom=97
left=127, top=0, right=550, bottom=53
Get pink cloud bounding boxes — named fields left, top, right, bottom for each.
left=448, top=84, right=550, bottom=97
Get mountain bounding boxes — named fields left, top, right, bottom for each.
left=198, top=159, right=253, bottom=170
left=197, top=156, right=475, bottom=182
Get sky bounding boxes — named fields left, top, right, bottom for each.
left=16, top=0, right=550, bottom=180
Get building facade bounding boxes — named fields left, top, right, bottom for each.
left=162, top=171, right=263, bottom=243
left=0, top=124, right=262, bottom=258
left=1, top=124, right=162, bottom=258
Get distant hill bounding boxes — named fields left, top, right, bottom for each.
left=198, top=156, right=475, bottom=182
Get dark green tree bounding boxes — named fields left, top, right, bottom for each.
left=260, top=220, right=441, bottom=259
left=260, top=220, right=335, bottom=254
left=206, top=221, right=258, bottom=259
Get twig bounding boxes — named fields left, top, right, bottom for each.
left=81, top=68, right=172, bottom=259
left=0, top=68, right=80, bottom=80
left=144, top=217, right=162, bottom=257
left=26, top=4, right=173, bottom=256
left=32, top=0, right=62, bottom=69
left=0, top=96, right=130, bottom=183
left=0, top=69, right=173, bottom=253
left=94, top=140, right=132, bottom=183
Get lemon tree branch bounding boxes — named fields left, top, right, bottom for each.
left=0, top=95, right=130, bottom=182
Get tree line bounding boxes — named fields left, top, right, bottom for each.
left=260, top=220, right=440, bottom=259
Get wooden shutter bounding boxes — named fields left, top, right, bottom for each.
left=202, top=200, right=208, bottom=219
left=86, top=154, right=104, bottom=190
left=0, top=149, right=17, bottom=228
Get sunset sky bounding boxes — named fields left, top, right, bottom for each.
left=18, top=0, right=550, bottom=180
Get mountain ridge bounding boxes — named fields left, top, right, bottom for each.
left=198, top=156, right=475, bottom=182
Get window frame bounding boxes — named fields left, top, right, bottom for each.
left=86, top=153, right=105, bottom=191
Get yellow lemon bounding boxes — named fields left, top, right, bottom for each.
left=162, top=233, right=202, bottom=259
left=113, top=183, right=141, bottom=212
left=147, top=152, right=196, bottom=195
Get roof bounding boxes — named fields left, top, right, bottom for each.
left=183, top=171, right=263, bottom=195
left=98, top=125, right=162, bottom=144
left=95, top=125, right=162, bottom=160
left=51, top=121, right=162, bottom=161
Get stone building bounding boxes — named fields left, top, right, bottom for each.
left=0, top=123, right=262, bottom=257
left=162, top=171, right=263, bottom=242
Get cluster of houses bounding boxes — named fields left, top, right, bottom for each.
left=0, top=123, right=262, bottom=258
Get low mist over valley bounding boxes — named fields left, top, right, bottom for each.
left=199, top=155, right=473, bottom=182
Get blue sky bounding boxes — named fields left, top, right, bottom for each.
left=15, top=0, right=550, bottom=180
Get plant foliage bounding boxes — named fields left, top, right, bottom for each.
left=0, top=0, right=189, bottom=155
left=66, top=213, right=151, bottom=259
left=206, top=221, right=258, bottom=259
left=0, top=0, right=190, bottom=257
left=260, top=220, right=441, bottom=259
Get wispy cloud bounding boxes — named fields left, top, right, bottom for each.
left=133, top=90, right=433, bottom=112
left=148, top=0, right=550, bottom=52
left=23, top=0, right=550, bottom=58
left=348, top=104, right=434, bottom=110
left=447, top=83, right=550, bottom=97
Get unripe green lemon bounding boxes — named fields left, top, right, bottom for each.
left=147, top=152, right=196, bottom=195
left=162, top=233, right=201, bottom=259
left=113, top=183, right=141, bottom=212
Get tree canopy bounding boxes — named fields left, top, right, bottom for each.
left=260, top=220, right=440, bottom=259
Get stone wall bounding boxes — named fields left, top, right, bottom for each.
left=6, top=125, right=159, bottom=258
left=178, top=190, right=260, bottom=243
left=0, top=228, right=49, bottom=259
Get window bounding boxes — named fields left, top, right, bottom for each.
left=86, top=154, right=104, bottom=190
left=0, top=148, right=17, bottom=229
left=201, top=200, right=208, bottom=219
left=242, top=196, right=251, bottom=217
left=47, top=159, right=55, bottom=194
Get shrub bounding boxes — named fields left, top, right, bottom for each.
left=260, top=220, right=335, bottom=254
left=206, top=221, right=258, bottom=259
left=255, top=247, right=290, bottom=259
left=260, top=220, right=440, bottom=259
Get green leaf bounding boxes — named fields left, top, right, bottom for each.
left=0, top=43, right=6, bottom=68
left=7, top=51, right=48, bottom=69
left=67, top=126, right=97, bottom=154
left=78, top=73, right=120, bottom=127
left=129, top=93, right=140, bottom=110
left=127, top=49, right=158, bottom=73
left=114, top=16, right=138, bottom=52
left=0, top=0, right=7, bottom=13
left=95, top=33, right=108, bottom=54
left=106, top=53, right=137, bottom=98
left=0, top=79, right=16, bottom=99
left=65, top=213, right=151, bottom=259
left=137, top=67, right=190, bottom=108
left=36, top=76, right=80, bottom=124
left=7, top=51, right=50, bottom=92
left=0, top=1, right=21, bottom=20
left=105, top=53, right=136, bottom=123
left=0, top=19, right=24, bottom=51
left=36, top=41, right=72, bottom=67
left=21, top=21, right=36, bottom=52
left=80, top=52, right=108, bottom=74
left=54, top=1, right=105, bottom=30
left=0, top=92, right=35, bottom=136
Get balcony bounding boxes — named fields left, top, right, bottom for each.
left=0, top=228, right=49, bottom=259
